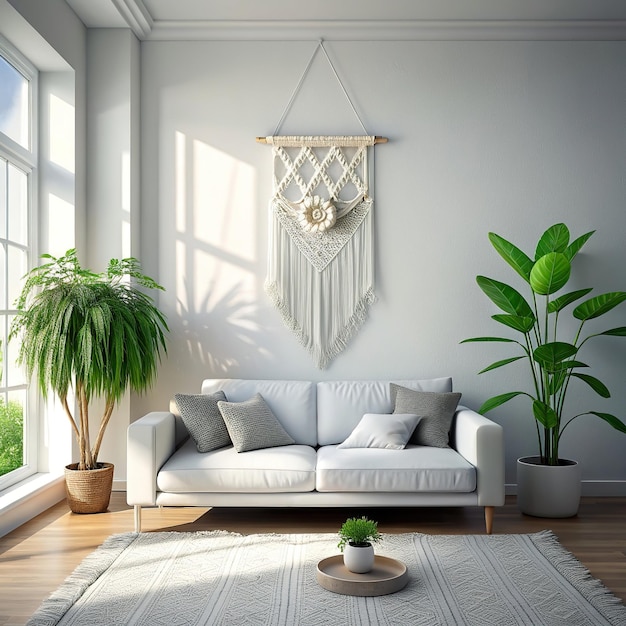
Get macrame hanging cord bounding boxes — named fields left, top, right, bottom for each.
left=260, top=41, right=384, bottom=369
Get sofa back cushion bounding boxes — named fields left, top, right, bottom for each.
left=201, top=379, right=317, bottom=446
left=316, top=378, right=453, bottom=445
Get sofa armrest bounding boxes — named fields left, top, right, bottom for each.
left=452, top=406, right=505, bottom=507
left=127, top=411, right=176, bottom=506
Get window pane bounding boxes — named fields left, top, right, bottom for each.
left=0, top=54, right=29, bottom=149
left=8, top=163, right=28, bottom=245
left=0, top=314, right=5, bottom=386
left=0, top=244, right=5, bottom=310
left=0, top=157, right=6, bottom=239
left=7, top=245, right=27, bottom=310
left=0, top=390, right=25, bottom=476
left=6, top=315, right=24, bottom=387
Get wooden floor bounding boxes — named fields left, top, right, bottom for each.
left=0, top=494, right=624, bottom=625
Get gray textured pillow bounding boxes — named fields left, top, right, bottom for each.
left=390, top=384, right=461, bottom=448
left=174, top=391, right=230, bottom=453
left=217, top=393, right=295, bottom=453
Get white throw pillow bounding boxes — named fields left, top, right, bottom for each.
left=337, top=413, right=422, bottom=450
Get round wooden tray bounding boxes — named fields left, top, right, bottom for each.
left=316, top=555, right=408, bottom=596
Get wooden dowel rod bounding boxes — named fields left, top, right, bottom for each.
left=255, top=136, right=388, bottom=144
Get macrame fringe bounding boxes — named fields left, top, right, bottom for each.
left=265, top=205, right=375, bottom=369
left=266, top=281, right=376, bottom=369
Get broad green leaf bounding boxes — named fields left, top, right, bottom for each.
left=478, top=391, right=526, bottom=414
left=564, top=230, right=594, bottom=261
left=589, top=412, right=626, bottom=434
left=533, top=400, right=558, bottom=428
left=547, top=288, right=593, bottom=314
left=478, top=356, right=525, bottom=374
left=573, top=292, right=626, bottom=321
left=460, top=336, right=518, bottom=343
left=529, top=252, right=571, bottom=295
left=535, top=223, right=569, bottom=259
left=533, top=342, right=577, bottom=370
left=492, top=314, right=535, bottom=333
left=597, top=327, right=626, bottom=337
left=476, top=276, right=534, bottom=317
left=571, top=373, right=610, bottom=398
left=549, top=360, right=588, bottom=372
left=488, top=232, right=533, bottom=282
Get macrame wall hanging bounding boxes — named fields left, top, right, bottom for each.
left=257, top=41, right=387, bottom=369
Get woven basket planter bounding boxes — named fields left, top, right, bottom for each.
left=64, top=462, right=114, bottom=514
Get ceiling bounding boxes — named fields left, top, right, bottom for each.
left=64, top=0, right=626, bottom=40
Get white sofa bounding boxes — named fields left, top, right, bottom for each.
left=127, top=378, right=505, bottom=533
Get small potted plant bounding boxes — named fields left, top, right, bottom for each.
left=337, top=516, right=382, bottom=573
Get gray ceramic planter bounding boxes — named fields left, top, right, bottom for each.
left=517, top=456, right=581, bottom=518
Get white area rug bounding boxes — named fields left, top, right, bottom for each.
left=28, top=531, right=626, bottom=625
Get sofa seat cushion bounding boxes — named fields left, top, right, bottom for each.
left=315, top=445, right=476, bottom=493
left=157, top=439, right=316, bottom=493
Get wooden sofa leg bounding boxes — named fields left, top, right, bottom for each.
left=484, top=506, right=494, bottom=535
left=134, top=505, right=142, bottom=533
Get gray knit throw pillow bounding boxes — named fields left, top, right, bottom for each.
left=175, top=391, right=229, bottom=452
left=390, top=384, right=461, bottom=448
left=217, top=393, right=295, bottom=453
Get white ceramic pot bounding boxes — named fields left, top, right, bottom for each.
left=343, top=542, right=375, bottom=573
left=517, top=456, right=581, bottom=518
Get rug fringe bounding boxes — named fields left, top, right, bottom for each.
left=27, top=532, right=139, bottom=626
left=27, top=530, right=244, bottom=626
left=530, top=530, right=626, bottom=624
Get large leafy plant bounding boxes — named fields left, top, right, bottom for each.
left=10, top=249, right=168, bottom=471
left=462, top=224, right=626, bottom=466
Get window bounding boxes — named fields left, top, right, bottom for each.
left=0, top=39, right=37, bottom=489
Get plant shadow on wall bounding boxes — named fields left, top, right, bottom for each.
left=462, top=223, right=626, bottom=517
left=175, top=278, right=273, bottom=375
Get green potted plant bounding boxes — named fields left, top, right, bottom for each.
left=338, top=516, right=382, bottom=573
left=10, top=249, right=168, bottom=513
left=462, top=224, right=626, bottom=517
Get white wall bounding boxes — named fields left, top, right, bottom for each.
left=86, top=28, right=141, bottom=486
left=137, top=38, right=626, bottom=492
left=2, top=8, right=625, bottom=495
left=0, top=0, right=86, bottom=534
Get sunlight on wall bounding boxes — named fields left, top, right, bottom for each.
left=47, top=193, right=74, bottom=255
left=174, top=131, right=257, bottom=312
left=121, top=151, right=131, bottom=258
left=192, top=139, right=256, bottom=263
left=173, top=131, right=263, bottom=371
left=48, top=93, right=74, bottom=173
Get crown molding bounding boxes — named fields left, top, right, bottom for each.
left=139, top=19, right=626, bottom=42
left=111, top=0, right=153, bottom=39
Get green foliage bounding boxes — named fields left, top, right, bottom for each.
left=462, top=224, right=626, bottom=465
left=9, top=249, right=168, bottom=470
left=337, top=516, right=382, bottom=551
left=0, top=399, right=24, bottom=477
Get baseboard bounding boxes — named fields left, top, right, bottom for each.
left=0, top=474, right=66, bottom=539
left=113, top=480, right=127, bottom=492
left=580, top=481, right=626, bottom=496
left=506, top=480, right=626, bottom=497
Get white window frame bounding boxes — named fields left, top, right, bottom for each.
left=0, top=36, right=39, bottom=491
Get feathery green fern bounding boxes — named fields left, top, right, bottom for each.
left=10, top=249, right=168, bottom=470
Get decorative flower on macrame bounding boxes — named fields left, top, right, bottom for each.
left=297, top=195, right=336, bottom=233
